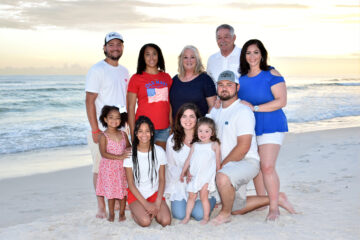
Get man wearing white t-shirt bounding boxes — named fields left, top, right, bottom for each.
left=207, top=24, right=241, bottom=84
left=85, top=32, right=129, bottom=218
left=209, top=71, right=295, bottom=225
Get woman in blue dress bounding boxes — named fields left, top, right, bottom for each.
left=238, top=39, right=288, bottom=221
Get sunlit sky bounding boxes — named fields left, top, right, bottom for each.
left=0, top=0, right=359, bottom=77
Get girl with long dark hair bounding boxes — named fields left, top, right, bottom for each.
left=124, top=116, right=171, bottom=227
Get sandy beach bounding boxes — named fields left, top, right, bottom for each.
left=0, top=127, right=359, bottom=239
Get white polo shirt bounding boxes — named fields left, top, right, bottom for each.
left=209, top=99, right=259, bottom=162
left=206, top=46, right=241, bottom=84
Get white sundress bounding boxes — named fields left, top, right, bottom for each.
left=187, top=142, right=217, bottom=193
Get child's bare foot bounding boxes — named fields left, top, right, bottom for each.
left=180, top=217, right=190, bottom=224
left=266, top=208, right=280, bottom=221
left=96, top=209, right=107, bottom=219
left=119, top=213, right=126, bottom=222
left=278, top=192, right=296, bottom=214
left=200, top=218, right=209, bottom=225
left=108, top=213, right=115, bottom=222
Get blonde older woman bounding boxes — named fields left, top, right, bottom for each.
left=169, top=45, right=216, bottom=120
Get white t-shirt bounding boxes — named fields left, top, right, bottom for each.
left=123, top=145, right=167, bottom=199
left=85, top=60, right=129, bottom=131
left=209, top=99, right=259, bottom=162
left=206, top=46, right=241, bottom=84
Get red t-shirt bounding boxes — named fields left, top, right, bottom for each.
left=128, top=71, right=172, bottom=130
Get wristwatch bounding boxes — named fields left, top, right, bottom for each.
left=254, top=105, right=259, bottom=112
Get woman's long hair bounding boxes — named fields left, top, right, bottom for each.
left=239, top=39, right=270, bottom=76
left=172, top=103, right=201, bottom=151
left=136, top=43, right=165, bottom=74
left=131, top=116, right=157, bottom=186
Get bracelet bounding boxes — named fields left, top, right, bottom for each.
left=92, top=129, right=101, bottom=134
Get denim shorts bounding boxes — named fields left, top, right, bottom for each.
left=154, top=127, right=170, bottom=142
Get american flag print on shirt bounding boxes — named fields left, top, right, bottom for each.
left=147, top=87, right=169, bottom=103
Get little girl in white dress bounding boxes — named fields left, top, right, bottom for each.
left=180, top=117, right=221, bottom=224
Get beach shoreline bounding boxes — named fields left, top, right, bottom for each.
left=0, top=127, right=359, bottom=239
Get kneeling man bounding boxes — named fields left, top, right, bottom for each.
left=209, top=70, right=294, bottom=225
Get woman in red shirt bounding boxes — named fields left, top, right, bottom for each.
left=127, top=43, right=172, bottom=150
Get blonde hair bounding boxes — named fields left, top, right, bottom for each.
left=177, top=45, right=205, bottom=78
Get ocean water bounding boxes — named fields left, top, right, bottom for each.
left=0, top=75, right=360, bottom=155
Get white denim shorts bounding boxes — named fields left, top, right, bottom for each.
left=256, top=132, right=285, bottom=146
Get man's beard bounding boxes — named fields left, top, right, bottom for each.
left=218, top=91, right=237, bottom=101
left=104, top=50, right=121, bottom=61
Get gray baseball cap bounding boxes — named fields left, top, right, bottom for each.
left=217, top=70, right=237, bottom=83
left=104, top=32, right=124, bottom=45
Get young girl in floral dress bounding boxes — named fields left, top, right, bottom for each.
left=96, top=105, right=131, bottom=222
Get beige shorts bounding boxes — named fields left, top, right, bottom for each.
left=218, top=158, right=260, bottom=211
left=87, top=133, right=102, bottom=173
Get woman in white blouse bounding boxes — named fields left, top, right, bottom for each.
left=165, top=103, right=216, bottom=220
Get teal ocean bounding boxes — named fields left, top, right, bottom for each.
left=1, top=75, right=360, bottom=155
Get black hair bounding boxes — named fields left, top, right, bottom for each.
left=136, top=43, right=166, bottom=74
left=172, top=103, right=202, bottom=151
left=239, top=39, right=270, bottom=76
left=99, top=105, right=127, bottom=128
left=131, top=116, right=157, bottom=186
left=192, top=117, right=220, bottom=144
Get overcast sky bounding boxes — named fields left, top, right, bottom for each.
left=0, top=0, right=359, bottom=76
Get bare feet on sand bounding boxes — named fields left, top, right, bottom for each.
left=96, top=209, right=107, bottom=219
left=266, top=208, right=280, bottom=221
left=210, top=213, right=231, bottom=226
left=108, top=213, right=115, bottom=222
left=119, top=213, right=126, bottom=222
left=200, top=219, right=209, bottom=225
left=278, top=192, right=296, bottom=214
left=180, top=217, right=190, bottom=224
left=266, top=192, right=296, bottom=221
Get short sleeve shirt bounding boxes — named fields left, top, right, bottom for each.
left=209, top=99, right=259, bottom=161
left=169, top=73, right=216, bottom=118
left=127, top=72, right=172, bottom=130
left=123, top=145, right=167, bottom=198
left=85, top=60, right=129, bottom=131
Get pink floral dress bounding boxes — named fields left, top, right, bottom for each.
left=96, top=131, right=128, bottom=199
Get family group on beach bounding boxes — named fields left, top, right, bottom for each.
left=85, top=24, right=296, bottom=227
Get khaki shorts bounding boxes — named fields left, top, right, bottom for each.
left=87, top=133, right=102, bottom=173
left=218, top=158, right=260, bottom=211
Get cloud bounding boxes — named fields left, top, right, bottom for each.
left=224, top=2, right=309, bottom=9
left=0, top=0, right=189, bottom=30
left=336, top=5, right=360, bottom=8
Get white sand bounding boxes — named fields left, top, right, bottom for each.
left=0, top=127, right=359, bottom=239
